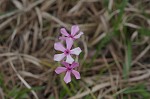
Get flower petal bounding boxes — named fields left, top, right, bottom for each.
left=64, top=71, right=71, bottom=83
left=72, top=70, right=80, bottom=79
left=71, top=25, right=79, bottom=36
left=66, top=38, right=73, bottom=50
left=60, top=28, right=69, bottom=36
left=70, top=47, right=82, bottom=55
left=54, top=42, right=65, bottom=52
left=66, top=55, right=74, bottom=64
left=62, top=61, right=70, bottom=68
left=55, top=67, right=66, bottom=74
left=74, top=32, right=83, bottom=39
left=59, top=37, right=67, bottom=40
left=54, top=53, right=65, bottom=61
left=71, top=62, right=79, bottom=68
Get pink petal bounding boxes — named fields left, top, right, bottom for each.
left=74, top=32, right=83, bottom=39
left=54, top=42, right=65, bottom=52
left=71, top=25, right=79, bottom=36
left=54, top=53, right=65, bottom=61
left=71, top=62, right=79, bottom=68
left=59, top=37, right=67, bottom=40
left=72, top=70, right=80, bottom=79
left=66, top=38, right=73, bottom=50
left=70, top=47, right=82, bottom=55
left=64, top=71, right=71, bottom=83
left=62, top=61, right=70, bottom=67
left=55, top=67, right=66, bottom=74
left=60, top=28, right=69, bottom=36
left=66, top=55, right=74, bottom=64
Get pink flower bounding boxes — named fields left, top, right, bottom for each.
left=55, top=62, right=81, bottom=83
left=54, top=38, right=82, bottom=64
left=59, top=25, right=83, bottom=40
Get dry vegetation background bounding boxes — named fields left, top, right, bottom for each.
left=0, top=0, right=150, bottom=99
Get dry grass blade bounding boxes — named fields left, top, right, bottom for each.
left=0, top=0, right=150, bottom=99
left=23, top=0, right=45, bottom=12
left=132, top=44, right=150, bottom=65
left=0, top=88, right=5, bottom=99
left=0, top=15, right=18, bottom=30
left=0, top=10, right=19, bottom=20
left=89, top=33, right=106, bottom=46
left=9, top=59, right=39, bottom=99
left=69, top=70, right=150, bottom=99
left=69, top=83, right=111, bottom=99
left=42, top=12, right=69, bottom=28
left=12, top=0, right=23, bottom=10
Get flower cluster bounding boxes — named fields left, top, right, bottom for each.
left=54, top=25, right=83, bottom=83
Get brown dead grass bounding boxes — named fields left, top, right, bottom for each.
left=0, top=0, right=150, bottom=99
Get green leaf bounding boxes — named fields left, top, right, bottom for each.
left=114, top=84, right=150, bottom=99
left=138, top=28, right=150, bottom=36
left=123, top=40, right=132, bottom=79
